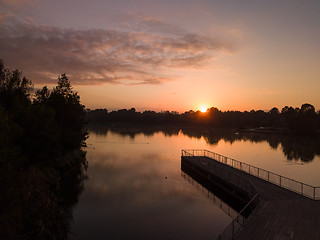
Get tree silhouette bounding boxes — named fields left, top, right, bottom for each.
left=0, top=60, right=87, bottom=239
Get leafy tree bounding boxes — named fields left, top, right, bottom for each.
left=300, top=103, right=315, bottom=115
left=0, top=60, right=32, bottom=111
left=297, top=103, right=317, bottom=133
left=281, top=106, right=298, bottom=130
left=50, top=74, right=87, bottom=150
left=0, top=60, right=88, bottom=239
left=35, top=74, right=87, bottom=151
left=34, top=86, right=50, bottom=104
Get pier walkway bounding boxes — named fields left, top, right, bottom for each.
left=181, top=149, right=320, bottom=240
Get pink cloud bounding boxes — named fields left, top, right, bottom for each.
left=0, top=15, right=236, bottom=85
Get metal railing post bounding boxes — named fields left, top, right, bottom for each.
left=280, top=176, right=281, bottom=186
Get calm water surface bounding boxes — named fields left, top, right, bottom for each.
left=71, top=128, right=320, bottom=239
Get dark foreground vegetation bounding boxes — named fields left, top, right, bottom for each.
left=0, top=60, right=87, bottom=239
left=87, top=104, right=320, bottom=134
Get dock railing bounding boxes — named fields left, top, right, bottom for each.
left=181, top=149, right=320, bottom=200
left=216, top=192, right=260, bottom=240
left=181, top=149, right=260, bottom=240
left=181, top=170, right=259, bottom=240
left=182, top=151, right=258, bottom=200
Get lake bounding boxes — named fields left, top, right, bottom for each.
left=70, top=126, right=320, bottom=239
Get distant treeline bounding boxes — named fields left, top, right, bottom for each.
left=0, top=60, right=87, bottom=239
left=86, top=104, right=320, bottom=133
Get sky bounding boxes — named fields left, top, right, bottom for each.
left=1, top=0, right=320, bottom=112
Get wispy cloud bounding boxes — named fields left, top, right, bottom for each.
left=0, top=14, right=236, bottom=85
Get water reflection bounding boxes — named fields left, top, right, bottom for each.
left=0, top=150, right=87, bottom=239
left=71, top=129, right=232, bottom=240
left=89, top=124, right=320, bottom=163
left=69, top=125, right=320, bottom=239
left=181, top=170, right=242, bottom=217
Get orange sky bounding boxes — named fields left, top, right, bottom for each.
left=1, top=0, right=320, bottom=112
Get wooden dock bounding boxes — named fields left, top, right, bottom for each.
left=181, top=150, right=320, bottom=240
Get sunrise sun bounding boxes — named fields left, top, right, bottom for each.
left=199, top=106, right=208, bottom=113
